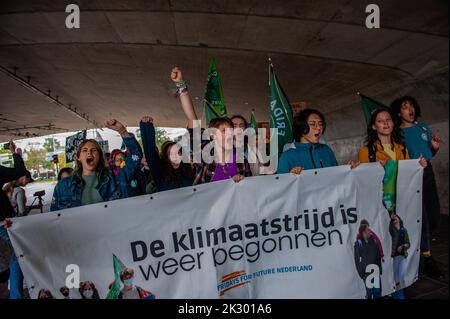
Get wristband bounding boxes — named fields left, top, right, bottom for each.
left=178, top=87, right=188, bottom=96
left=175, top=80, right=188, bottom=90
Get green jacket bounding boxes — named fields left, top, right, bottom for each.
left=389, top=221, right=410, bottom=258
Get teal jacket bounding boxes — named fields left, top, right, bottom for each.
left=277, top=142, right=338, bottom=173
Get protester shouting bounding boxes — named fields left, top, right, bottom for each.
left=390, top=96, right=444, bottom=281
left=50, top=119, right=138, bottom=211
left=277, top=109, right=358, bottom=174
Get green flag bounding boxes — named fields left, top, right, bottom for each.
left=359, top=93, right=388, bottom=125
left=203, top=58, right=227, bottom=125
left=250, top=111, right=257, bottom=130
left=382, top=160, right=399, bottom=214
left=106, top=254, right=126, bottom=299
left=269, top=63, right=293, bottom=155
left=204, top=102, right=221, bottom=125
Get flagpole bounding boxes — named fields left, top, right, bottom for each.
left=268, top=57, right=273, bottom=86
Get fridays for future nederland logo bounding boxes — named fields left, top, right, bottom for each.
left=217, top=270, right=251, bottom=297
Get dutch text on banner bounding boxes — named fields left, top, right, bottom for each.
left=7, top=160, right=423, bottom=299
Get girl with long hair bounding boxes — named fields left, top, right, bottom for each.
left=50, top=119, right=138, bottom=211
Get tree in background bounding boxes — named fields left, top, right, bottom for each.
left=0, top=148, right=13, bottom=166
left=42, top=137, right=61, bottom=152
left=135, top=127, right=171, bottom=153
left=155, top=128, right=171, bottom=151
left=24, top=149, right=52, bottom=172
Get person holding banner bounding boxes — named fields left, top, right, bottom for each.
left=230, top=115, right=253, bottom=177
left=390, top=96, right=445, bottom=281
left=358, top=108, right=413, bottom=164
left=171, top=67, right=246, bottom=184
left=50, top=119, right=133, bottom=211
left=357, top=107, right=428, bottom=167
left=277, top=109, right=357, bottom=174
left=358, top=107, right=428, bottom=299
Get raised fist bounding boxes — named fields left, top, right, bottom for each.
left=171, top=67, right=183, bottom=82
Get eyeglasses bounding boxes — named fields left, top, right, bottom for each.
left=307, top=121, right=324, bottom=128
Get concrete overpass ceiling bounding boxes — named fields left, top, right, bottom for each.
left=0, top=0, right=448, bottom=140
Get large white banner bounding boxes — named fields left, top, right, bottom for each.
left=8, top=160, right=423, bottom=299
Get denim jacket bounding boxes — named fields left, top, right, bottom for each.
left=50, top=168, right=120, bottom=211
left=110, top=136, right=143, bottom=198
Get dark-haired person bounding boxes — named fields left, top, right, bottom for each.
left=2, top=174, right=33, bottom=298
left=59, top=286, right=70, bottom=299
left=231, top=115, right=260, bottom=176
left=354, top=224, right=383, bottom=299
left=230, top=115, right=248, bottom=131
left=170, top=67, right=246, bottom=184
left=1, top=142, right=27, bottom=221
left=57, top=167, right=73, bottom=181
left=390, top=96, right=444, bottom=280
left=4, top=172, right=33, bottom=217
left=277, top=109, right=357, bottom=174
left=136, top=156, right=155, bottom=194
left=108, top=138, right=143, bottom=198
left=389, top=214, right=410, bottom=299
left=140, top=116, right=196, bottom=192
left=0, top=142, right=31, bottom=299
left=79, top=281, right=100, bottom=299
left=50, top=119, right=132, bottom=211
left=358, top=108, right=414, bottom=164
left=37, top=289, right=54, bottom=299
left=356, top=219, right=384, bottom=263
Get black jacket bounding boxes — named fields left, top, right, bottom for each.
left=0, top=153, right=27, bottom=221
left=354, top=236, right=383, bottom=279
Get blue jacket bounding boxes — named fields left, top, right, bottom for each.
left=401, top=122, right=433, bottom=160
left=277, top=142, right=338, bottom=173
left=111, top=136, right=143, bottom=199
left=50, top=168, right=120, bottom=211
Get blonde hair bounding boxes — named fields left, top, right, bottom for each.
left=3, top=181, right=16, bottom=198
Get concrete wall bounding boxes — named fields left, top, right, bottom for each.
left=324, top=70, right=449, bottom=215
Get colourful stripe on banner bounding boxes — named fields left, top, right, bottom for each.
left=221, top=271, right=245, bottom=282
left=219, top=281, right=251, bottom=296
